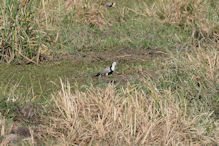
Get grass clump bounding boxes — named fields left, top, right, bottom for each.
left=0, top=0, right=52, bottom=64
left=36, top=78, right=218, bottom=145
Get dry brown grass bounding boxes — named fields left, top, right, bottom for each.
left=36, top=79, right=218, bottom=145
left=187, top=47, right=218, bottom=83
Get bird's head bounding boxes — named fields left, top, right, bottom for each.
left=111, top=62, right=117, bottom=71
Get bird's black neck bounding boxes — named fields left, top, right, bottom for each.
left=110, top=65, right=113, bottom=71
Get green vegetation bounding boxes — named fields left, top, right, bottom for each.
left=0, top=0, right=53, bottom=64
left=0, top=0, right=218, bottom=145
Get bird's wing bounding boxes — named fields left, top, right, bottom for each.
left=105, top=2, right=112, bottom=7
left=100, top=67, right=111, bottom=75
left=105, top=2, right=116, bottom=7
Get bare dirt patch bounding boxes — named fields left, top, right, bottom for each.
left=53, top=46, right=166, bottom=65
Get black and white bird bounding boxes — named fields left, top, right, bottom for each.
left=95, top=62, right=117, bottom=77
left=104, top=2, right=116, bottom=8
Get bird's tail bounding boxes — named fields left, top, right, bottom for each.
left=94, top=73, right=101, bottom=77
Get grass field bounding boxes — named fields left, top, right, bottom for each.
left=0, top=0, right=218, bottom=145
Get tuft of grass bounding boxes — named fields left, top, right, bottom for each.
left=35, top=79, right=218, bottom=145
left=0, top=0, right=53, bottom=64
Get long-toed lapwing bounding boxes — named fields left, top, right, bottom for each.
left=95, top=62, right=117, bottom=77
